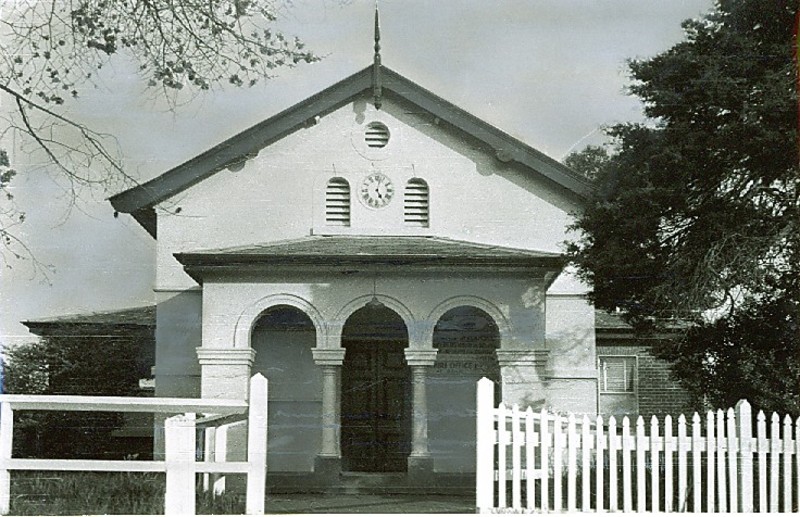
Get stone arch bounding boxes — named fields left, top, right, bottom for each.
left=332, top=294, right=418, bottom=348
left=233, top=293, right=326, bottom=349
left=425, top=295, right=511, bottom=348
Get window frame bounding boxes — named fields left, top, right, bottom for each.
left=597, top=355, right=637, bottom=395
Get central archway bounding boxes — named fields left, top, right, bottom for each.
left=340, top=304, right=411, bottom=472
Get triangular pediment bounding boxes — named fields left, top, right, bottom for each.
left=110, top=65, right=594, bottom=236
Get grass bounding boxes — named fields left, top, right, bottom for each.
left=10, top=471, right=245, bottom=515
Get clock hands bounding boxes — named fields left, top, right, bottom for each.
left=361, top=173, right=393, bottom=207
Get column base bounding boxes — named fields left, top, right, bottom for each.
left=407, top=455, right=434, bottom=484
left=314, top=456, right=342, bottom=482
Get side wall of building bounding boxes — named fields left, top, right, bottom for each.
left=597, top=339, right=696, bottom=420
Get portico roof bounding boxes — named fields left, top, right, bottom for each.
left=175, top=235, right=565, bottom=282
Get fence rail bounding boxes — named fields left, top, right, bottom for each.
left=0, top=374, right=268, bottom=516
left=476, top=377, right=800, bottom=513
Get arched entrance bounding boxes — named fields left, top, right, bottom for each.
left=429, top=306, right=500, bottom=472
left=340, top=305, right=411, bottom=472
left=251, top=305, right=320, bottom=473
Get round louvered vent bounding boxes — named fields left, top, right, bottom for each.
left=365, top=122, right=390, bottom=148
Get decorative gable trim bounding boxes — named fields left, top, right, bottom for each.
left=110, top=66, right=594, bottom=235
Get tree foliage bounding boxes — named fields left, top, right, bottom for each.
left=563, top=144, right=610, bottom=182
left=0, top=0, right=317, bottom=268
left=2, top=325, right=155, bottom=458
left=566, top=0, right=800, bottom=415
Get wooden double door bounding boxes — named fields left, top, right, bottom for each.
left=340, top=339, right=411, bottom=472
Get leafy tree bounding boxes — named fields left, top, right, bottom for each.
left=2, top=325, right=155, bottom=458
left=0, top=0, right=317, bottom=268
left=566, top=0, right=800, bottom=415
left=563, top=144, right=610, bottom=181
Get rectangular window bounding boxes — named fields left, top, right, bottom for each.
left=599, top=356, right=636, bottom=393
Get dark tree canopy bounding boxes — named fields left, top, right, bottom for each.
left=2, top=325, right=155, bottom=458
left=563, top=145, right=610, bottom=182
left=566, top=0, right=800, bottom=415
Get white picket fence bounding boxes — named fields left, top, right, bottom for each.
left=0, top=374, right=268, bottom=515
left=476, top=377, right=800, bottom=513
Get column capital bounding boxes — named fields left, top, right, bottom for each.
left=196, top=347, right=255, bottom=366
left=312, top=348, right=346, bottom=366
left=495, top=349, right=549, bottom=367
left=404, top=349, right=438, bottom=367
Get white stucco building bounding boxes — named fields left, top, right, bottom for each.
left=107, top=44, right=612, bottom=489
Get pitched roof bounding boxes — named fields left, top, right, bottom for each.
left=594, top=310, right=631, bottom=331
left=23, top=305, right=156, bottom=335
left=174, top=235, right=564, bottom=282
left=110, top=65, right=594, bottom=236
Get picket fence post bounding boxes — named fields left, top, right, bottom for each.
left=736, top=399, right=753, bottom=513
left=635, top=416, right=645, bottom=513
left=650, top=416, right=660, bottom=513
left=511, top=404, right=521, bottom=509
left=796, top=417, right=800, bottom=513
left=497, top=403, right=507, bottom=509
left=770, top=412, right=780, bottom=512
left=524, top=408, right=534, bottom=510
left=552, top=414, right=563, bottom=512
left=707, top=411, right=715, bottom=512
left=580, top=415, right=590, bottom=512
left=595, top=415, right=604, bottom=513
left=539, top=408, right=549, bottom=512
left=795, top=417, right=800, bottom=511
left=757, top=410, right=767, bottom=513
left=691, top=413, right=702, bottom=512
left=608, top=416, right=618, bottom=512
left=475, top=377, right=495, bottom=512
left=621, top=416, right=632, bottom=513
left=0, top=402, right=13, bottom=516
left=664, top=414, right=673, bottom=512
left=164, top=413, right=196, bottom=516
left=782, top=415, right=793, bottom=512
left=677, top=414, right=688, bottom=512
left=566, top=414, right=577, bottom=512
left=245, top=374, right=268, bottom=515
left=716, top=409, right=727, bottom=512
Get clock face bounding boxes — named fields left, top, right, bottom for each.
left=360, top=172, right=394, bottom=209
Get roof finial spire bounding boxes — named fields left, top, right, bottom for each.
left=372, top=1, right=382, bottom=110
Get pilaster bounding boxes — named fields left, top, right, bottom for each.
left=196, top=348, right=255, bottom=400
left=496, top=350, right=549, bottom=410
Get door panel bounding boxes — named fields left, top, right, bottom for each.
left=341, top=341, right=410, bottom=472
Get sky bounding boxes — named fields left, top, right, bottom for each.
left=0, top=0, right=714, bottom=346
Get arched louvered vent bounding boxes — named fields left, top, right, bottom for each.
left=404, top=178, right=429, bottom=227
left=326, top=177, right=350, bottom=226
left=365, top=122, right=390, bottom=148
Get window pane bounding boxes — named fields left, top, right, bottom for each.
left=600, top=357, right=634, bottom=392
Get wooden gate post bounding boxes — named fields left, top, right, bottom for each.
left=736, top=400, right=753, bottom=513
left=0, top=403, right=13, bottom=516
left=475, top=377, right=495, bottom=512
left=164, top=413, right=196, bottom=515
left=246, top=374, right=268, bottom=515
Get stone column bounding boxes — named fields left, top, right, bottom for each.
left=311, top=348, right=346, bottom=478
left=196, top=348, right=256, bottom=400
left=404, top=349, right=437, bottom=476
